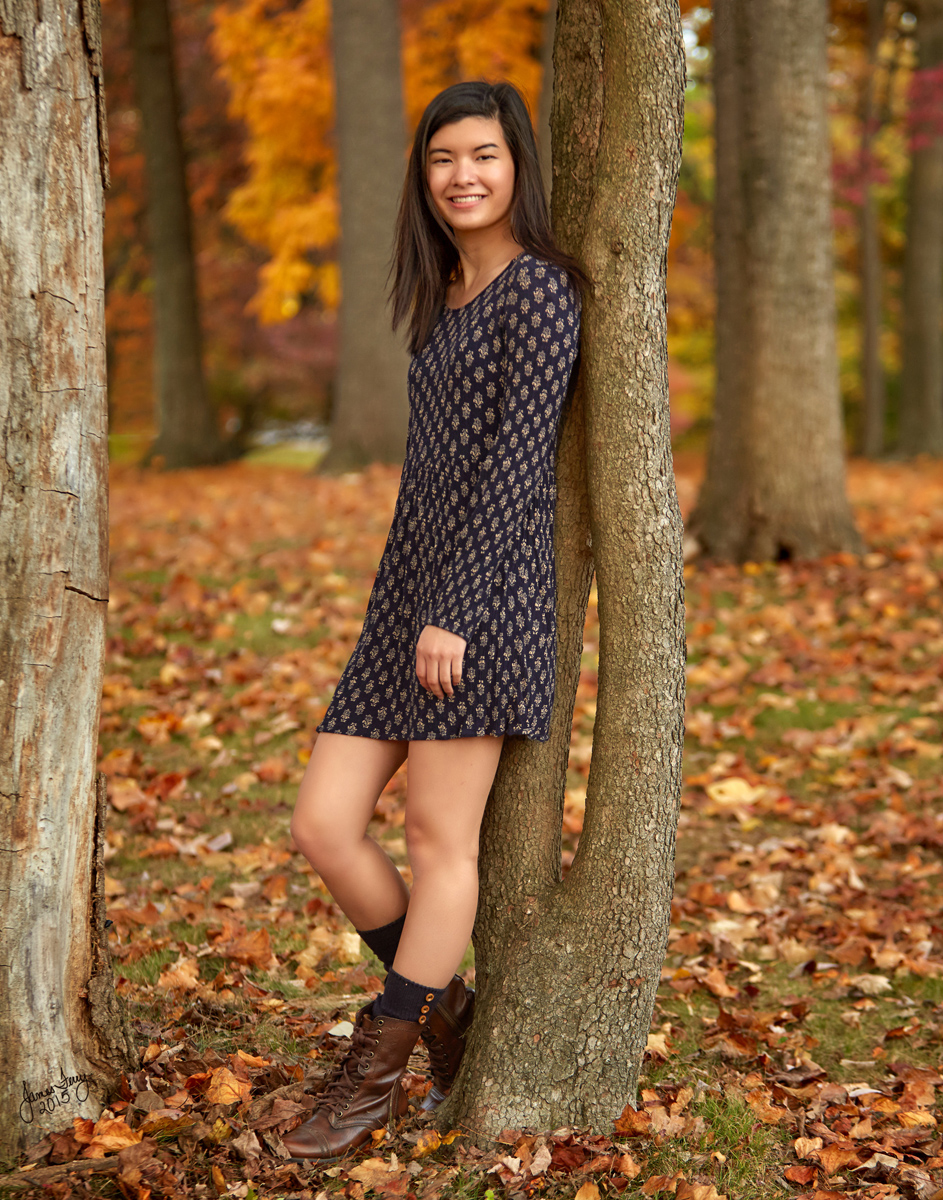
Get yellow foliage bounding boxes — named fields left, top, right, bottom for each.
left=211, top=0, right=550, bottom=322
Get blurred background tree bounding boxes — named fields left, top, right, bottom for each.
left=130, top=0, right=229, bottom=467
left=688, top=0, right=863, bottom=562
left=100, top=0, right=943, bottom=486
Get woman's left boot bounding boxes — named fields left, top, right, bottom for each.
left=281, top=1003, right=421, bottom=1162
left=419, top=975, right=475, bottom=1111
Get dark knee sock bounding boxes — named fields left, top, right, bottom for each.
left=376, top=969, right=447, bottom=1024
left=355, top=913, right=406, bottom=971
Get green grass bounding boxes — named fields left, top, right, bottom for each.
left=244, top=443, right=324, bottom=470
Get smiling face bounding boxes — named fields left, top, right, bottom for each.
left=425, top=116, right=516, bottom=238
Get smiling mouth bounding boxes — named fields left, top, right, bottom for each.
left=448, top=195, right=486, bottom=205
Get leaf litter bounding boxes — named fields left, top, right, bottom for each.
left=5, top=456, right=943, bottom=1200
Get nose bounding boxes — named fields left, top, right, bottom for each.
left=452, top=156, right=478, bottom=187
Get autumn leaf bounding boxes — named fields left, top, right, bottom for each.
left=205, top=1066, right=251, bottom=1106
left=139, top=1109, right=198, bottom=1136
left=815, top=1143, right=861, bottom=1174
left=898, top=1110, right=938, bottom=1127
left=80, top=1117, right=142, bottom=1158
left=641, top=1172, right=684, bottom=1195
left=745, top=1088, right=789, bottom=1124
left=574, top=1183, right=601, bottom=1200
left=614, top=1103, right=652, bottom=1136
left=794, top=1137, right=824, bottom=1159
left=156, top=956, right=201, bottom=992
left=703, top=966, right=739, bottom=999
left=784, top=1164, right=817, bottom=1184
left=677, top=1184, right=727, bottom=1200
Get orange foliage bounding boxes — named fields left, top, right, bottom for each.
left=211, top=0, right=549, bottom=323
left=211, top=0, right=338, bottom=323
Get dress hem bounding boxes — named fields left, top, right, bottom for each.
left=315, top=723, right=549, bottom=743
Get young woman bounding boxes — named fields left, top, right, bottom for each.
left=282, top=80, right=585, bottom=1163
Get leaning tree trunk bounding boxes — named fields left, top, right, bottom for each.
left=131, top=0, right=226, bottom=468
left=0, top=0, right=136, bottom=1156
left=537, top=0, right=558, bottom=200
left=319, top=0, right=409, bottom=473
left=445, top=0, right=686, bottom=1134
left=858, top=0, right=888, bottom=458
left=689, top=0, right=862, bottom=561
left=897, top=0, right=943, bottom=457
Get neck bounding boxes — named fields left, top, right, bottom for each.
left=453, top=225, right=523, bottom=289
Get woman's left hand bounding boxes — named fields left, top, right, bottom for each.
left=416, top=625, right=466, bottom=699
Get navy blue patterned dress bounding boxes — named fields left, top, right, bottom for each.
left=317, top=253, right=581, bottom=741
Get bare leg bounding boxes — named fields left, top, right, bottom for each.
left=392, top=735, right=504, bottom=987
left=290, top=732, right=410, bottom=930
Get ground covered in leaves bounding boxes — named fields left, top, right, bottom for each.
left=3, top=454, right=943, bottom=1200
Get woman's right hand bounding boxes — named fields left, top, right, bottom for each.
left=416, top=624, right=466, bottom=699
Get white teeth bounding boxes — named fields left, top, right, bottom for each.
left=450, top=195, right=485, bottom=204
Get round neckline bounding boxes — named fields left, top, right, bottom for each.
left=443, top=252, right=526, bottom=313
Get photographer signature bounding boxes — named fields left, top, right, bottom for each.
left=20, top=1068, right=93, bottom=1124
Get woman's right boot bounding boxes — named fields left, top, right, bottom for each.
left=419, top=975, right=475, bottom=1111
left=282, top=1003, right=421, bottom=1162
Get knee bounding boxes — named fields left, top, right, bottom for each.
left=290, top=800, right=349, bottom=868
left=404, top=811, right=479, bottom=873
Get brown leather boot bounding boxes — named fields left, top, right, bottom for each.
left=419, top=975, right=475, bottom=1111
left=281, top=1003, right=421, bottom=1162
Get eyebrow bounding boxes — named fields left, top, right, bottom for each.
left=428, top=142, right=500, bottom=155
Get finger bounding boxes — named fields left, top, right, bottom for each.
left=419, top=653, right=440, bottom=698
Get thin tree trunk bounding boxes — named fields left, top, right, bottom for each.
left=859, top=0, right=888, bottom=457
left=319, top=0, right=409, bottom=473
left=445, top=0, right=686, bottom=1135
left=897, top=0, right=943, bottom=456
left=0, top=0, right=136, bottom=1156
left=130, top=0, right=226, bottom=468
left=690, top=0, right=862, bottom=561
left=538, top=0, right=558, bottom=200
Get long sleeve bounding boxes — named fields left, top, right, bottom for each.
left=428, top=258, right=581, bottom=642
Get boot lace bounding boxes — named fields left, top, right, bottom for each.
left=422, top=1027, right=453, bottom=1088
left=317, top=1020, right=381, bottom=1116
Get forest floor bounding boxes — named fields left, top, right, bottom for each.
left=3, top=453, right=943, bottom=1200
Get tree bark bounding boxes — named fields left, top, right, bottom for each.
left=0, top=0, right=136, bottom=1156
left=445, top=0, right=686, bottom=1135
left=858, top=0, right=888, bottom=458
left=130, top=0, right=226, bottom=468
left=538, top=0, right=558, bottom=201
left=319, top=0, right=409, bottom=473
left=897, top=0, right=943, bottom=457
left=689, top=0, right=862, bottom=561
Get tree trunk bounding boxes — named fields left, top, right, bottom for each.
left=445, top=0, right=686, bottom=1135
left=689, top=0, right=862, bottom=561
left=130, top=0, right=226, bottom=468
left=897, top=0, right=943, bottom=457
left=319, top=0, right=409, bottom=473
left=858, top=0, right=888, bottom=458
left=538, top=0, right=558, bottom=200
left=0, top=0, right=136, bottom=1156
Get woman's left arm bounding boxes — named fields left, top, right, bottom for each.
left=426, top=259, right=581, bottom=643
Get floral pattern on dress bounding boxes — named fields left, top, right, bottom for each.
left=317, top=253, right=581, bottom=741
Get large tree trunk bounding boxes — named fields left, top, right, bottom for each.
left=858, top=0, right=888, bottom=458
left=0, top=0, right=136, bottom=1156
left=319, top=0, right=409, bottom=473
left=445, top=0, right=686, bottom=1135
left=689, top=0, right=862, bottom=561
left=130, top=0, right=226, bottom=468
left=897, top=0, right=943, bottom=457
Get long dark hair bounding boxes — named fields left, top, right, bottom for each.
left=390, top=80, right=589, bottom=356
